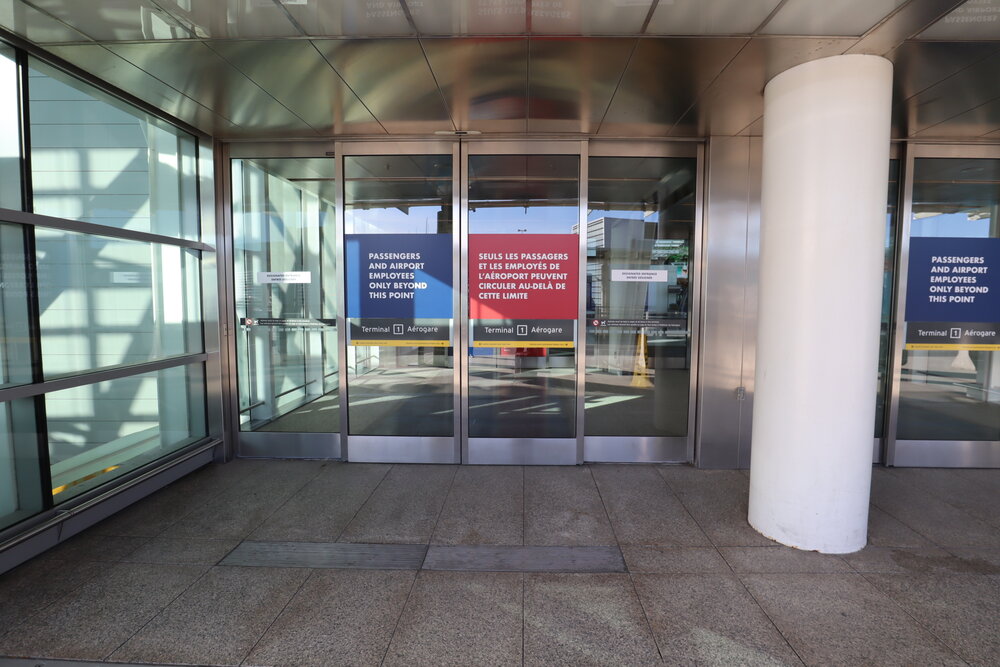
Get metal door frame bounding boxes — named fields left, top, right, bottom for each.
left=885, top=142, right=1000, bottom=468
left=225, top=138, right=702, bottom=464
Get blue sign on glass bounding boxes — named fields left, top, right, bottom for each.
left=346, top=234, right=453, bottom=319
left=905, top=236, right=1000, bottom=323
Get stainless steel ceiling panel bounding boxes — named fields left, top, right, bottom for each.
left=887, top=40, right=999, bottom=102
left=738, top=116, right=763, bottom=136
left=207, top=40, right=384, bottom=135
left=761, top=0, right=907, bottom=36
left=105, top=42, right=317, bottom=136
left=599, top=38, right=747, bottom=136
left=527, top=38, right=634, bottom=133
left=646, top=0, right=781, bottom=35
left=25, top=0, right=193, bottom=40
left=1, top=0, right=92, bottom=43
left=411, top=0, right=527, bottom=35
left=281, top=0, right=415, bottom=37
left=918, top=0, right=1000, bottom=40
left=671, top=37, right=854, bottom=137
left=421, top=37, right=525, bottom=133
left=902, top=49, right=1000, bottom=135
left=847, top=0, right=966, bottom=55
left=314, top=39, right=452, bottom=133
left=530, top=0, right=652, bottom=35
left=153, top=0, right=301, bottom=39
left=42, top=43, right=238, bottom=136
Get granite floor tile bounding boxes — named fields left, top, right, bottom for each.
left=842, top=546, right=991, bottom=574
left=742, top=573, right=965, bottom=666
left=633, top=573, right=803, bottom=665
left=524, top=466, right=617, bottom=546
left=244, top=569, right=416, bottom=667
left=591, top=465, right=710, bottom=546
left=524, top=573, right=660, bottom=666
left=41, top=533, right=148, bottom=563
left=121, top=537, right=242, bottom=566
left=383, top=571, right=522, bottom=667
left=866, top=506, right=936, bottom=548
left=88, top=461, right=272, bottom=538
left=250, top=463, right=390, bottom=542
left=886, top=467, right=1000, bottom=529
left=866, top=573, right=1000, bottom=666
left=432, top=466, right=523, bottom=545
left=946, top=547, right=1000, bottom=573
left=111, top=566, right=310, bottom=666
left=161, top=461, right=326, bottom=540
left=870, top=471, right=1000, bottom=548
left=720, top=547, right=852, bottom=574
left=0, top=562, right=206, bottom=661
left=340, top=465, right=457, bottom=544
left=0, top=557, right=105, bottom=631
left=621, top=546, right=732, bottom=574
left=658, top=467, right=774, bottom=546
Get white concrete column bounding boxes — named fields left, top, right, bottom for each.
left=748, top=55, right=893, bottom=554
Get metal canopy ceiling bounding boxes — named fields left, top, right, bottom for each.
left=3, top=0, right=1000, bottom=141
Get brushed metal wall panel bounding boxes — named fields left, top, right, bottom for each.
left=106, top=41, right=316, bottom=137
left=599, top=38, right=746, bottom=137
left=697, top=136, right=752, bottom=469
left=239, top=432, right=342, bottom=459
left=527, top=38, right=634, bottom=134
left=43, top=43, right=237, bottom=137
left=672, top=37, right=855, bottom=137
left=583, top=436, right=688, bottom=463
left=902, top=49, right=1000, bottom=136
left=208, top=40, right=384, bottom=135
left=314, top=38, right=453, bottom=133
left=913, top=96, right=1000, bottom=138
left=422, top=37, right=527, bottom=133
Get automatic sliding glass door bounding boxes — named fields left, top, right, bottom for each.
left=343, top=151, right=461, bottom=463
left=464, top=150, right=583, bottom=464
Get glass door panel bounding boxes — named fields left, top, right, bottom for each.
left=232, top=158, right=339, bottom=439
left=466, top=154, right=581, bottom=462
left=896, top=158, right=1000, bottom=448
left=584, top=156, right=695, bottom=444
left=343, top=154, right=459, bottom=461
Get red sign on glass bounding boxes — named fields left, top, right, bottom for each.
left=469, top=234, right=579, bottom=320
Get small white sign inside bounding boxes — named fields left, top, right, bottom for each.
left=257, top=271, right=312, bottom=284
left=611, top=269, right=670, bottom=283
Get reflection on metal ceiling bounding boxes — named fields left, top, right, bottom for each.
left=3, top=0, right=1000, bottom=141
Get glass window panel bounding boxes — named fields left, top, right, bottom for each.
left=35, top=229, right=203, bottom=378
left=344, top=154, right=454, bottom=437
left=585, top=156, right=695, bottom=436
left=0, top=399, right=44, bottom=531
left=1, top=44, right=21, bottom=210
left=468, top=154, right=578, bottom=439
left=897, top=158, right=1000, bottom=441
left=28, top=58, right=199, bottom=240
left=233, top=158, right=340, bottom=433
left=0, top=223, right=33, bottom=388
left=47, top=363, right=207, bottom=503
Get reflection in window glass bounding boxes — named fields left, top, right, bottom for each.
left=233, top=158, right=340, bottom=433
left=585, top=157, right=695, bottom=436
left=1, top=44, right=21, bottom=210
left=468, top=155, right=578, bottom=439
left=28, top=58, right=199, bottom=240
left=0, top=399, right=44, bottom=531
left=35, top=229, right=203, bottom=378
left=47, top=363, right=206, bottom=503
left=898, top=158, right=1000, bottom=441
left=875, top=160, right=899, bottom=438
left=0, top=223, right=33, bottom=388
left=344, top=155, right=454, bottom=437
